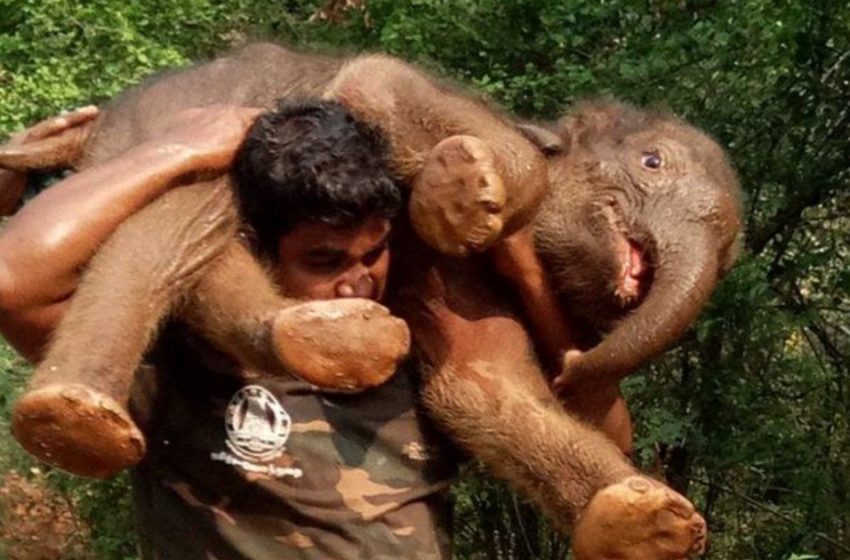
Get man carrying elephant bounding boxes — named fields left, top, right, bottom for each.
left=0, top=98, right=704, bottom=559
left=0, top=43, right=742, bottom=559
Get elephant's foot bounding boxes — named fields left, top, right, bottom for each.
left=272, top=299, right=411, bottom=392
left=11, top=383, right=145, bottom=479
left=572, top=476, right=707, bottom=560
left=410, top=135, right=506, bottom=256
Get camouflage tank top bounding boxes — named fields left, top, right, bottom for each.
left=132, top=324, right=458, bottom=560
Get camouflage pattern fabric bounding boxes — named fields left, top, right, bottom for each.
left=132, top=324, right=458, bottom=560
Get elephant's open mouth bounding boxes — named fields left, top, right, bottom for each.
left=614, top=233, right=652, bottom=306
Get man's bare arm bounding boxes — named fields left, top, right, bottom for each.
left=0, top=106, right=260, bottom=360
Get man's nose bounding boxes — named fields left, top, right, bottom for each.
left=335, top=270, right=375, bottom=299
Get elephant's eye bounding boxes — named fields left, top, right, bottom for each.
left=641, top=152, right=663, bottom=169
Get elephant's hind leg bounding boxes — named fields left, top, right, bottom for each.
left=12, top=178, right=236, bottom=479
left=182, top=239, right=412, bottom=392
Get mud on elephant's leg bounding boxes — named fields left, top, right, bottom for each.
left=409, top=135, right=507, bottom=256
left=573, top=476, right=707, bottom=560
left=12, top=178, right=236, bottom=479
left=183, top=239, right=411, bottom=392
left=396, top=256, right=706, bottom=558
left=325, top=55, right=548, bottom=256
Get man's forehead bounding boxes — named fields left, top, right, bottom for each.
left=282, top=218, right=391, bottom=250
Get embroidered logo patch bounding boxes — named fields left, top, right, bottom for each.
left=211, top=385, right=302, bottom=478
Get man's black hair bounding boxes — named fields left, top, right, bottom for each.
left=232, top=99, right=401, bottom=258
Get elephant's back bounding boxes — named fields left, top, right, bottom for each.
left=80, top=43, right=344, bottom=168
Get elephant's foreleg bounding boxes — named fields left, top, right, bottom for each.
left=490, top=228, right=636, bottom=454
left=395, top=256, right=706, bottom=558
left=12, top=178, right=236, bottom=479
left=182, top=239, right=411, bottom=392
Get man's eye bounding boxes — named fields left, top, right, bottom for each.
left=362, top=245, right=387, bottom=267
left=641, top=152, right=663, bottom=169
left=306, top=255, right=346, bottom=272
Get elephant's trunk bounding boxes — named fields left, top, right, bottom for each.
left=568, top=221, right=719, bottom=387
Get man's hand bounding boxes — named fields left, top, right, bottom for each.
left=555, top=363, right=635, bottom=455
left=0, top=106, right=260, bottom=359
left=150, top=105, right=263, bottom=173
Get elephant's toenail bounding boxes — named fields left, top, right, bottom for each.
left=667, top=498, right=695, bottom=518
left=627, top=478, right=651, bottom=493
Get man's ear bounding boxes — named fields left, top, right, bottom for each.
left=516, top=123, right=565, bottom=157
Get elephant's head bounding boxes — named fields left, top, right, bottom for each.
left=523, top=102, right=742, bottom=386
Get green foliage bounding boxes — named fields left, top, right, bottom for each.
left=453, top=463, right=570, bottom=560
left=1, top=1, right=848, bottom=558
left=0, top=0, right=254, bottom=133
left=0, top=341, right=33, bottom=470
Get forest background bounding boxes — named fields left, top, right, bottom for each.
left=0, top=1, right=847, bottom=559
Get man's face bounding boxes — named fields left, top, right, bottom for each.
left=274, top=217, right=391, bottom=301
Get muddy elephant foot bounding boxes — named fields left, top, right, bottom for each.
left=272, top=299, right=411, bottom=392
left=572, top=476, right=707, bottom=560
left=11, top=383, right=145, bottom=479
left=410, top=135, right=506, bottom=256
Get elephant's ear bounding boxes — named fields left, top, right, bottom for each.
left=556, top=101, right=650, bottom=150
left=516, top=123, right=565, bottom=157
